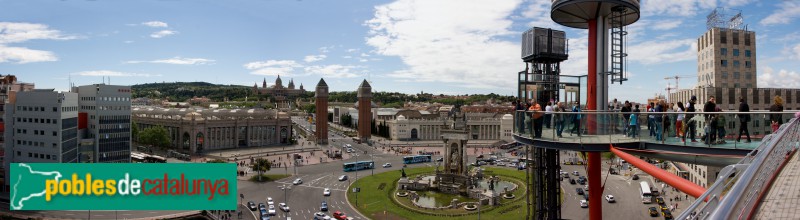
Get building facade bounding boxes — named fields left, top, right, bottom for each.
left=3, top=90, right=80, bottom=189
left=0, top=75, right=35, bottom=191
left=74, top=84, right=133, bottom=163
left=387, top=112, right=513, bottom=142
left=252, top=76, right=305, bottom=109
left=132, top=107, right=292, bottom=154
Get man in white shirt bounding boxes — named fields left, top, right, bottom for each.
left=545, top=102, right=554, bottom=129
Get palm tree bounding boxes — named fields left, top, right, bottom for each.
left=252, top=158, right=272, bottom=181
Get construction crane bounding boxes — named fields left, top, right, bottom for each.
left=665, top=82, right=677, bottom=102
left=664, top=75, right=698, bottom=91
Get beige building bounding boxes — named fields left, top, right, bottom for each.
left=132, top=107, right=293, bottom=154
left=388, top=112, right=513, bottom=142
left=252, top=76, right=306, bottom=109
left=696, top=27, right=757, bottom=89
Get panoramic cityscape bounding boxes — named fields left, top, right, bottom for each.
left=2, top=0, right=800, bottom=220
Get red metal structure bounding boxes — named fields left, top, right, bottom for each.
left=610, top=145, right=706, bottom=198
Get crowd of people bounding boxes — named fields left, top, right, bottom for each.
left=516, top=94, right=788, bottom=144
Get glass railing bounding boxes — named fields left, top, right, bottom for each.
left=513, top=110, right=798, bottom=149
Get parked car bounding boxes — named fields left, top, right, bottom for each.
left=632, top=174, right=640, bottom=180
left=324, top=188, right=331, bottom=196
left=605, top=195, right=615, bottom=203
left=579, top=200, right=588, bottom=208
left=655, top=197, right=665, bottom=205
left=338, top=175, right=348, bottom=181
left=436, top=157, right=444, bottom=162
left=259, top=208, right=268, bottom=217
left=248, top=201, right=257, bottom=211
left=648, top=207, right=659, bottom=217
left=321, top=201, right=329, bottom=211
left=279, top=203, right=290, bottom=212
left=383, top=163, right=392, bottom=168
left=332, top=211, right=348, bottom=220
left=259, top=203, right=266, bottom=210
left=497, top=162, right=505, bottom=166
left=293, top=178, right=303, bottom=185
left=569, top=178, right=576, bottom=184
left=267, top=197, right=274, bottom=206
left=662, top=209, right=673, bottom=219
left=576, top=188, right=584, bottom=195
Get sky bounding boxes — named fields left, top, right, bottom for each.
left=2, top=0, right=799, bottom=103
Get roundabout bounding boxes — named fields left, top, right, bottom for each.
left=346, top=166, right=528, bottom=220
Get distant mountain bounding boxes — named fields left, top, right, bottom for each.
left=131, top=82, right=256, bottom=102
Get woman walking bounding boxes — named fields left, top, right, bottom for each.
left=769, top=95, right=784, bottom=133
left=676, top=102, right=685, bottom=138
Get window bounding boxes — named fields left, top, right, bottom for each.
left=53, top=107, right=57, bottom=112
left=745, top=61, right=752, bottom=68
left=720, top=30, right=727, bottom=44
left=722, top=83, right=728, bottom=88
left=734, top=61, right=740, bottom=68
left=721, top=48, right=727, bottom=56
left=734, top=72, right=740, bottom=79
left=53, top=131, right=57, bottom=136
left=722, top=72, right=728, bottom=79
left=733, top=31, right=739, bottom=45
left=745, top=50, right=751, bottom=57
left=746, top=72, right=752, bottom=79
left=747, top=83, right=752, bottom=88
left=733, top=49, right=739, bottom=56
left=721, top=60, right=728, bottom=67
left=734, top=83, right=740, bottom=88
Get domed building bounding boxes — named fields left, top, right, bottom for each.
left=252, top=75, right=306, bottom=109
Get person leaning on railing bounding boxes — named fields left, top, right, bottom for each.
left=737, top=98, right=751, bottom=143
left=683, top=96, right=698, bottom=143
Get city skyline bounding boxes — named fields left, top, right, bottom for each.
left=2, top=0, right=799, bottom=103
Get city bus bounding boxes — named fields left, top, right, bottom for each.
left=403, top=155, right=432, bottom=164
left=640, top=181, right=653, bottom=204
left=343, top=161, right=375, bottom=172
left=131, top=152, right=167, bottom=163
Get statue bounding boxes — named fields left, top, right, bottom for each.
left=401, top=168, right=407, bottom=178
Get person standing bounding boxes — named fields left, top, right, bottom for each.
left=545, top=101, right=553, bottom=129
left=654, top=100, right=664, bottom=141
left=769, top=95, right=784, bottom=133
left=529, top=99, right=544, bottom=138
left=676, top=102, right=685, bottom=138
left=571, top=102, right=582, bottom=136
left=555, top=102, right=566, bottom=138
left=703, top=96, right=717, bottom=145
left=628, top=109, right=638, bottom=138
left=621, top=101, right=632, bottom=136
left=684, top=96, right=698, bottom=143
left=647, top=103, right=655, bottom=135
left=737, top=98, right=751, bottom=143
left=715, top=107, right=727, bottom=144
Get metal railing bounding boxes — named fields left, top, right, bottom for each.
left=513, top=110, right=797, bottom=149
left=677, top=116, right=799, bottom=220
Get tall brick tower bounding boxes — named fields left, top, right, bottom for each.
left=315, top=78, right=329, bottom=145
left=357, top=79, right=372, bottom=143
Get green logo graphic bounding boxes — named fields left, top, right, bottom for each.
left=10, top=163, right=237, bottom=210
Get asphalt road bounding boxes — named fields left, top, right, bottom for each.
left=558, top=151, right=665, bottom=220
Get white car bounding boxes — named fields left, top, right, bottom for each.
left=383, top=163, right=392, bottom=168
left=338, top=175, right=348, bottom=181
left=497, top=162, right=505, bottom=166
left=267, top=197, right=274, bottom=205
left=584, top=185, right=589, bottom=191
left=507, top=162, right=517, bottom=167
left=279, top=202, right=290, bottom=212
left=268, top=205, right=276, bottom=215
left=579, top=199, right=588, bottom=208
left=292, top=178, right=303, bottom=185
left=605, top=195, right=615, bottom=203
left=323, top=188, right=331, bottom=196
left=314, top=212, right=332, bottom=220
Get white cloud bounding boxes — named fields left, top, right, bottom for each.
left=0, top=22, right=78, bottom=44
left=343, top=56, right=353, bottom=59
left=244, top=60, right=301, bottom=70
left=319, top=46, right=334, bottom=53
left=365, top=0, right=522, bottom=89
left=126, top=57, right=215, bottom=65
left=244, top=60, right=303, bottom=76
left=360, top=53, right=370, bottom=57
left=628, top=39, right=697, bottom=65
left=346, top=48, right=359, bottom=53
left=73, top=70, right=160, bottom=77
left=758, top=67, right=800, bottom=88
left=520, top=0, right=560, bottom=29
left=141, top=21, right=168, bottom=28
left=642, top=0, right=715, bottom=17
left=124, top=40, right=134, bottom=44
left=0, top=22, right=77, bottom=63
left=761, top=1, right=800, bottom=26
left=304, top=64, right=362, bottom=78
left=358, top=58, right=369, bottom=62
left=303, top=54, right=327, bottom=63
left=150, top=30, right=177, bottom=38
left=0, top=45, right=58, bottom=63
left=652, top=20, right=683, bottom=31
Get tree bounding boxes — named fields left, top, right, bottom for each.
left=341, top=113, right=353, bottom=128
left=139, top=125, right=171, bottom=149
left=131, top=121, right=140, bottom=141
left=302, top=103, right=316, bottom=114
left=252, top=158, right=272, bottom=181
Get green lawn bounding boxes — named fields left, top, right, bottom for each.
left=249, top=174, right=292, bottom=182
left=347, top=166, right=529, bottom=220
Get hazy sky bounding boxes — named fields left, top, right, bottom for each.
left=2, top=0, right=799, bottom=102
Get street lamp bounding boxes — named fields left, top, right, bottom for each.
left=279, top=184, right=291, bottom=205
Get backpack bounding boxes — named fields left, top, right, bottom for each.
left=716, top=115, right=726, bottom=128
